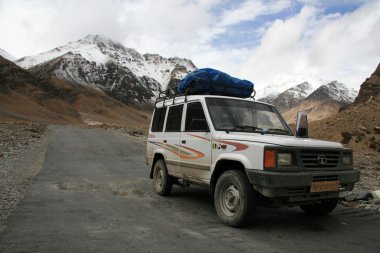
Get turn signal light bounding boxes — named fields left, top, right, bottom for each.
left=264, top=150, right=276, bottom=169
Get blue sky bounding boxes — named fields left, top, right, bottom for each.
left=0, top=0, right=379, bottom=95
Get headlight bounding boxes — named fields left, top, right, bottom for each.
left=343, top=155, right=352, bottom=165
left=278, top=153, right=292, bottom=166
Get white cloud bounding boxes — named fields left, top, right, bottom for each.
left=0, top=0, right=57, bottom=57
left=219, top=0, right=291, bottom=26
left=0, top=0, right=378, bottom=94
left=239, top=1, right=380, bottom=94
left=117, top=0, right=218, bottom=57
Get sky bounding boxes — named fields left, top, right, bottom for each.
left=0, top=0, right=379, bottom=94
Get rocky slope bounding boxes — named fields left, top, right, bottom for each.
left=29, top=53, right=161, bottom=104
left=308, top=63, right=380, bottom=153
left=354, top=63, right=380, bottom=104
left=271, top=82, right=316, bottom=113
left=282, top=81, right=357, bottom=123
left=0, top=56, right=150, bottom=126
left=307, top=64, right=380, bottom=201
left=16, top=35, right=196, bottom=104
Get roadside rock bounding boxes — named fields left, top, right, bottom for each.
left=341, top=131, right=352, bottom=144
left=341, top=191, right=373, bottom=202
left=372, top=190, right=380, bottom=200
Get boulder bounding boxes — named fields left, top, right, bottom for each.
left=341, top=131, right=352, bottom=144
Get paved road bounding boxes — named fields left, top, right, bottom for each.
left=0, top=127, right=379, bottom=253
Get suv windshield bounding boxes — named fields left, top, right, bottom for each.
left=206, top=98, right=292, bottom=135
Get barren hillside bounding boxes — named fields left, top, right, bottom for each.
left=0, top=56, right=151, bottom=127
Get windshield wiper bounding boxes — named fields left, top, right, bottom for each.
left=227, top=125, right=265, bottom=132
left=263, top=128, right=291, bottom=135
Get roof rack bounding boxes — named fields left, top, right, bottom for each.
left=154, top=85, right=257, bottom=109
left=155, top=86, right=187, bottom=109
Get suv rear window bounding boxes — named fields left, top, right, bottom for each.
left=165, top=105, right=184, bottom=132
left=151, top=107, right=167, bottom=132
left=185, top=102, right=208, bottom=131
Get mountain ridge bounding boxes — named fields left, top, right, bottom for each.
left=0, top=48, right=16, bottom=62
left=16, top=34, right=196, bottom=89
left=0, top=55, right=150, bottom=125
left=16, top=34, right=196, bottom=105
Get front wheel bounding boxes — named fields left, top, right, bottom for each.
left=300, top=198, right=338, bottom=216
left=153, top=159, right=173, bottom=196
left=214, top=170, right=256, bottom=227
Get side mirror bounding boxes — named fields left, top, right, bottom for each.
left=296, top=111, right=308, bottom=138
left=190, top=119, right=209, bottom=131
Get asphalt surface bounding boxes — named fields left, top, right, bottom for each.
left=0, top=126, right=379, bottom=253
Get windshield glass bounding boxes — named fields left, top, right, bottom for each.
left=206, top=98, right=292, bottom=135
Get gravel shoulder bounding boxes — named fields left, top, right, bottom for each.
left=0, top=123, right=50, bottom=231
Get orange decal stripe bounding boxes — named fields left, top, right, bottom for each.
left=149, top=141, right=181, bottom=156
left=216, top=140, right=248, bottom=151
left=149, top=141, right=204, bottom=159
left=176, top=145, right=205, bottom=159
left=186, top=133, right=210, bottom=141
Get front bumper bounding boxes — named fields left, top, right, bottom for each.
left=246, top=169, right=360, bottom=202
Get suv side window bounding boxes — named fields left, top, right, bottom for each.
left=165, top=104, right=184, bottom=132
left=185, top=102, right=209, bottom=131
left=151, top=107, right=167, bottom=132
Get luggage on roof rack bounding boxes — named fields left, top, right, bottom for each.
left=178, top=68, right=254, bottom=98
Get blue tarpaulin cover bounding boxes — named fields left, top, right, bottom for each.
left=178, top=68, right=254, bottom=98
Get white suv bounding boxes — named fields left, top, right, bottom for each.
left=146, top=93, right=359, bottom=227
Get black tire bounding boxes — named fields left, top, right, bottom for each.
left=214, top=170, right=256, bottom=227
left=300, top=198, right=338, bottom=216
left=153, top=159, right=173, bottom=196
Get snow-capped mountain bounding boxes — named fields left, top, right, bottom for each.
left=0, top=48, right=16, bottom=61
left=16, top=35, right=196, bottom=104
left=282, top=81, right=358, bottom=123
left=30, top=52, right=162, bottom=103
left=271, top=82, right=317, bottom=112
left=306, top=81, right=358, bottom=104
left=257, top=85, right=281, bottom=104
left=256, top=76, right=329, bottom=102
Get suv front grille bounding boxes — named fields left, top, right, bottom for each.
left=299, top=150, right=340, bottom=169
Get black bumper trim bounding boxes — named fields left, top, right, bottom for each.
left=246, top=169, right=360, bottom=199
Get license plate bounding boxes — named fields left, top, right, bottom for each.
left=310, top=181, right=340, bottom=193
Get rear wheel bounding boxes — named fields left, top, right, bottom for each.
left=300, top=198, right=338, bottom=216
left=153, top=159, right=173, bottom=196
left=214, top=170, right=256, bottom=227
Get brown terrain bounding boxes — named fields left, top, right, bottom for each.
left=308, top=63, right=380, bottom=153
left=283, top=98, right=344, bottom=123
left=0, top=56, right=151, bottom=127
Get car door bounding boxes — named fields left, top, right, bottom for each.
left=179, top=101, right=212, bottom=181
left=163, top=104, right=184, bottom=176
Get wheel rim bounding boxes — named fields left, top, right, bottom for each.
left=154, top=166, right=164, bottom=191
left=219, top=184, right=240, bottom=217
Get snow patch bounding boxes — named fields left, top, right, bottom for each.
left=0, top=48, right=16, bottom=61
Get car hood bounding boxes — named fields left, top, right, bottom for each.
left=216, top=132, right=343, bottom=149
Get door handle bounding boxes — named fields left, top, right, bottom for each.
left=181, top=140, right=186, bottom=144
left=163, top=140, right=167, bottom=143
